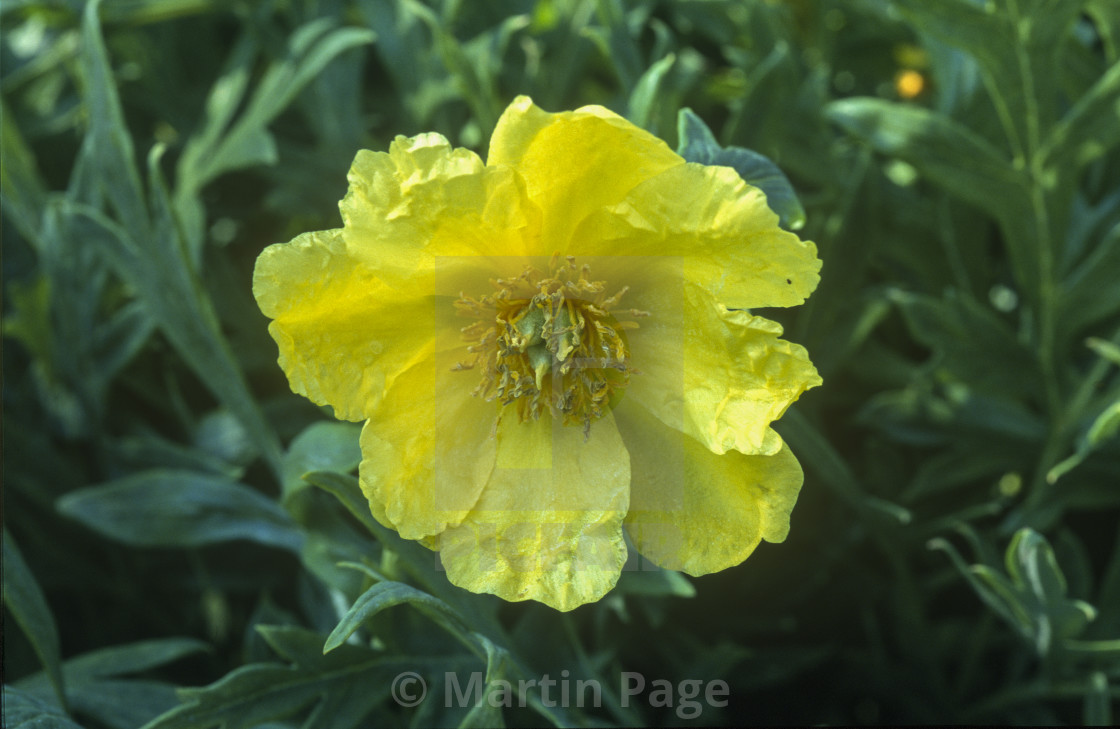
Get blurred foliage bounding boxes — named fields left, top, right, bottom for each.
left=3, top=0, right=1119, bottom=726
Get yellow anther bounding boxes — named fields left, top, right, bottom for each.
left=453, top=257, right=641, bottom=429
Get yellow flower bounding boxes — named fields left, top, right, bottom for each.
left=253, top=96, right=822, bottom=611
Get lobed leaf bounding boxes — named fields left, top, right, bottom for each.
left=323, top=578, right=475, bottom=654
left=302, top=471, right=509, bottom=643
left=144, top=626, right=466, bottom=729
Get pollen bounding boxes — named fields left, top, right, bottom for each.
left=454, top=255, right=646, bottom=433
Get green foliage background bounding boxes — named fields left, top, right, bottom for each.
left=3, top=0, right=1120, bottom=725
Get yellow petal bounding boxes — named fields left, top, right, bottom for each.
left=253, top=229, right=442, bottom=421
left=622, top=277, right=820, bottom=456
left=487, top=95, right=683, bottom=252
left=434, top=412, right=630, bottom=611
left=340, top=134, right=540, bottom=284
left=572, top=162, right=821, bottom=309
left=358, top=342, right=500, bottom=541
left=615, top=399, right=804, bottom=575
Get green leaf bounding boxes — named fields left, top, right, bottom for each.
left=1, top=276, right=53, bottom=366
left=778, top=410, right=910, bottom=525
left=614, top=566, right=696, bottom=598
left=403, top=0, right=513, bottom=135
left=60, top=639, right=210, bottom=682
left=971, top=565, right=1038, bottom=639
left=323, top=579, right=474, bottom=654
left=301, top=472, right=438, bottom=578
left=254, top=625, right=373, bottom=673
left=301, top=470, right=384, bottom=536
left=1007, top=530, right=1088, bottom=604
left=255, top=21, right=377, bottom=134
left=891, top=0, right=1082, bottom=158
left=141, top=665, right=330, bottom=729
left=80, top=0, right=149, bottom=243
left=904, top=445, right=1024, bottom=500
left=1059, top=221, right=1120, bottom=335
left=2, top=637, right=206, bottom=726
left=176, top=20, right=375, bottom=220
left=25, top=182, right=159, bottom=435
left=356, top=0, right=443, bottom=116
left=458, top=633, right=511, bottom=729
left=144, top=627, right=459, bottom=729
left=91, top=301, right=156, bottom=386
left=887, top=289, right=1046, bottom=400
left=57, top=470, right=303, bottom=552
left=281, top=422, right=363, bottom=505
left=1084, top=672, right=1112, bottom=726
left=890, top=0, right=1007, bottom=86
left=1087, top=0, right=1120, bottom=62
left=1087, top=337, right=1120, bottom=368
left=1006, top=530, right=1064, bottom=651
left=0, top=97, right=48, bottom=248
left=108, top=433, right=242, bottom=479
left=31, top=204, right=111, bottom=436
left=1065, top=639, right=1120, bottom=659
left=2, top=686, right=86, bottom=729
left=3, top=530, right=66, bottom=709
left=1048, top=401, right=1120, bottom=482
left=929, top=538, right=1032, bottom=637
left=171, top=19, right=374, bottom=252
left=94, top=0, right=221, bottom=25
left=627, top=53, right=675, bottom=132
left=193, top=410, right=255, bottom=469
left=932, top=529, right=1099, bottom=656
left=153, top=144, right=286, bottom=469
left=9, top=636, right=206, bottom=725
left=1045, top=60, right=1120, bottom=168
left=676, top=107, right=806, bottom=230
left=826, top=98, right=1023, bottom=223
left=61, top=200, right=282, bottom=476
left=589, top=0, right=648, bottom=90
left=303, top=472, right=510, bottom=646
left=64, top=681, right=185, bottom=729
left=73, top=0, right=284, bottom=476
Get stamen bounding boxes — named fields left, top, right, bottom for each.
left=453, top=257, right=642, bottom=431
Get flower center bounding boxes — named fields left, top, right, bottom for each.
left=454, top=255, right=646, bottom=433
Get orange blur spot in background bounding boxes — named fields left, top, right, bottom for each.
left=895, top=69, right=926, bottom=99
